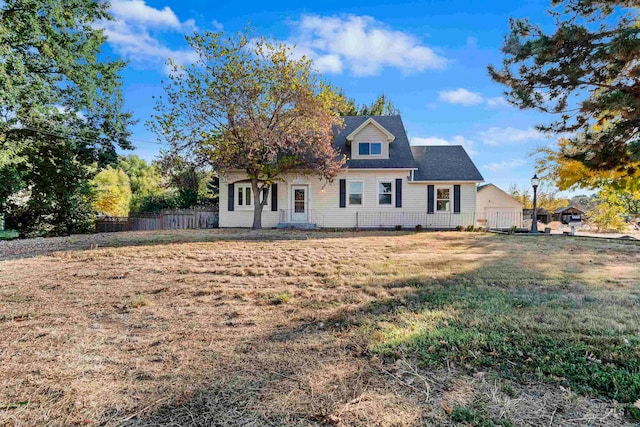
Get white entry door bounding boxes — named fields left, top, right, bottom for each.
left=291, top=185, right=308, bottom=222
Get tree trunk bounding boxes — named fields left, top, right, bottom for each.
left=252, top=201, right=263, bottom=230
left=251, top=178, right=269, bottom=230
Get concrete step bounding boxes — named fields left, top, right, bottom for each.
left=277, top=223, right=318, bottom=230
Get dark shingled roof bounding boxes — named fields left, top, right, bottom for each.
left=554, top=206, right=585, bottom=214
left=334, top=116, right=418, bottom=169
left=411, top=145, right=484, bottom=181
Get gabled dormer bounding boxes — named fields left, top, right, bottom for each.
left=346, top=118, right=395, bottom=160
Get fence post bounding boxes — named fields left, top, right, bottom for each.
left=160, top=210, right=164, bottom=230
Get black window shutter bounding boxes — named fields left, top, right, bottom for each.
left=339, top=179, right=346, bottom=208
left=427, top=185, right=434, bottom=213
left=271, top=184, right=278, bottom=211
left=228, top=183, right=235, bottom=211
left=395, top=178, right=402, bottom=208
left=454, top=185, right=461, bottom=213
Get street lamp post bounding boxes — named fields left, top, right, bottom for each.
left=530, top=174, right=540, bottom=233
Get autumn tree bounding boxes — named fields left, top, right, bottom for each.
left=118, top=155, right=166, bottom=211
left=569, top=193, right=598, bottom=212
left=490, top=0, right=640, bottom=179
left=587, top=189, right=627, bottom=231
left=92, top=167, right=132, bottom=217
left=0, top=0, right=133, bottom=235
left=508, top=183, right=570, bottom=212
left=150, top=30, right=346, bottom=229
left=538, top=138, right=640, bottom=217
left=618, top=189, right=640, bottom=215
left=537, top=137, right=640, bottom=191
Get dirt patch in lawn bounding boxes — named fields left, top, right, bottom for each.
left=1, top=230, right=639, bottom=426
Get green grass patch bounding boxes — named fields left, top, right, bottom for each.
left=0, top=229, right=19, bottom=240
left=372, top=285, right=640, bottom=416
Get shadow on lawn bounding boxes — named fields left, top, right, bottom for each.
left=122, top=247, right=640, bottom=427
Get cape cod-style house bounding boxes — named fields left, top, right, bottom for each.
left=218, top=115, right=485, bottom=228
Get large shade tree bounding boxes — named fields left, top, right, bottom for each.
left=489, top=0, right=640, bottom=181
left=150, top=30, right=346, bottom=229
left=0, top=0, right=133, bottom=234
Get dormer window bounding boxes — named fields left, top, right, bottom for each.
left=358, top=142, right=382, bottom=156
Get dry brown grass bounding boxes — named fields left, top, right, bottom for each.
left=1, top=230, right=639, bottom=426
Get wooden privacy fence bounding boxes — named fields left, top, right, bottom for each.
left=95, top=216, right=129, bottom=233
left=96, top=208, right=218, bottom=232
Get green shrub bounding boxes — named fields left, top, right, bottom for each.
left=0, top=230, right=19, bottom=240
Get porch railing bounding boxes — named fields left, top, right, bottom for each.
left=277, top=210, right=522, bottom=230
left=354, top=211, right=522, bottom=229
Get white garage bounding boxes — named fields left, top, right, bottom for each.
left=476, top=184, right=523, bottom=229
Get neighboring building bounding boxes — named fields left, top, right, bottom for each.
left=553, top=206, right=585, bottom=223
left=476, top=184, right=523, bottom=228
left=218, top=115, right=485, bottom=228
left=523, top=208, right=552, bottom=224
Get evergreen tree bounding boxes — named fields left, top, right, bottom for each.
left=490, top=0, right=640, bottom=179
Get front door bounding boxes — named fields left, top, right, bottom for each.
left=291, top=185, right=308, bottom=222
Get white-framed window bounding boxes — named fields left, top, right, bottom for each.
left=377, top=180, right=394, bottom=206
left=358, top=142, right=382, bottom=156
left=436, top=187, right=451, bottom=212
left=236, top=184, right=271, bottom=210
left=347, top=181, right=363, bottom=206
left=236, top=184, right=253, bottom=209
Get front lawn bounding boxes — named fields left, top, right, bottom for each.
left=1, top=230, right=638, bottom=426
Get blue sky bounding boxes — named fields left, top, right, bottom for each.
left=101, top=0, right=572, bottom=194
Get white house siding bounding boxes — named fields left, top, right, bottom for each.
left=219, top=171, right=478, bottom=228
left=408, top=181, right=477, bottom=229
left=349, top=123, right=390, bottom=160
left=476, top=184, right=523, bottom=228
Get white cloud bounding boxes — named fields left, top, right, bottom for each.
left=100, top=0, right=199, bottom=73
left=478, top=127, right=546, bottom=147
left=482, top=158, right=527, bottom=172
left=439, top=88, right=484, bottom=106
left=287, top=15, right=447, bottom=76
left=313, top=54, right=343, bottom=74
left=109, top=0, right=182, bottom=29
left=210, top=19, right=224, bottom=32
left=439, top=88, right=510, bottom=109
left=410, top=135, right=477, bottom=157
left=486, top=96, right=510, bottom=108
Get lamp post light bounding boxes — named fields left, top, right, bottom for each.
left=530, top=174, right=540, bottom=234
